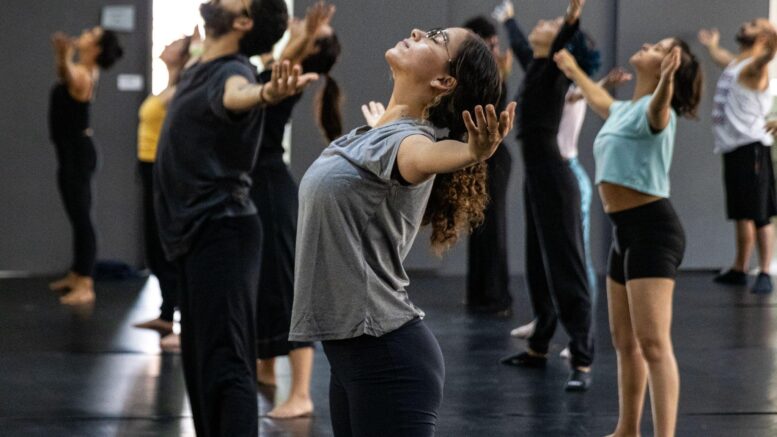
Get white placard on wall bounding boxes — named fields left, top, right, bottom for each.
left=102, top=5, right=136, bottom=32
left=117, top=74, right=144, bottom=92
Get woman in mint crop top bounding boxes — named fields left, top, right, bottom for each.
left=556, top=38, right=703, bottom=437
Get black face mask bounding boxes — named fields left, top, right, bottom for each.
left=735, top=27, right=757, bottom=47
left=200, top=1, right=239, bottom=38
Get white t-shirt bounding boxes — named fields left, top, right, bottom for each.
left=557, top=86, right=588, bottom=159
left=712, top=57, right=773, bottom=154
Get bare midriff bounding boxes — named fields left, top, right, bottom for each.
left=598, top=182, right=662, bottom=214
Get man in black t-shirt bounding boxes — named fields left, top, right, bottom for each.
left=154, top=1, right=317, bottom=435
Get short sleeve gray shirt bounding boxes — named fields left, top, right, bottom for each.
left=289, top=118, right=436, bottom=341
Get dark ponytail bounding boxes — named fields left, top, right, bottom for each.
left=302, top=34, right=343, bottom=142
left=423, top=34, right=502, bottom=254
left=670, top=38, right=703, bottom=118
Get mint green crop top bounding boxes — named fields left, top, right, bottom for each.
left=593, top=95, right=677, bottom=197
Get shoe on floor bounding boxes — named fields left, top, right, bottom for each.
left=751, top=272, right=773, bottom=294
left=713, top=269, right=747, bottom=286
left=510, top=320, right=536, bottom=339
left=565, top=369, right=592, bottom=392
left=500, top=351, right=547, bottom=368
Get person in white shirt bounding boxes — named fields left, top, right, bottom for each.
left=699, top=19, right=777, bottom=294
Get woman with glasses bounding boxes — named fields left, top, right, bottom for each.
left=497, top=0, right=595, bottom=392
left=289, top=26, right=515, bottom=436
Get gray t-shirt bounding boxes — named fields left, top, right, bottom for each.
left=289, top=118, right=436, bottom=341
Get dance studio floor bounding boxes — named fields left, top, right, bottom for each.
left=1, top=272, right=777, bottom=436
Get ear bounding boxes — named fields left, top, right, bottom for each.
left=430, top=75, right=457, bottom=94
left=234, top=17, right=254, bottom=33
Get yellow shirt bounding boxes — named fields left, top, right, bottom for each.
left=137, top=95, right=167, bottom=162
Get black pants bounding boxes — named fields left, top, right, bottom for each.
left=524, top=162, right=593, bottom=368
left=176, top=215, right=262, bottom=437
left=722, top=142, right=777, bottom=226
left=250, top=157, right=312, bottom=358
left=467, top=145, right=513, bottom=311
left=139, top=162, right=178, bottom=321
left=53, top=134, right=97, bottom=276
left=323, top=319, right=445, bottom=437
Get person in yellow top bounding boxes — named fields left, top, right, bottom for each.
left=133, top=34, right=194, bottom=350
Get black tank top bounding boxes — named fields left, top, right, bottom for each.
left=49, top=83, right=91, bottom=141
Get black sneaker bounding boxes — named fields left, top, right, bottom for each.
left=713, top=269, right=747, bottom=286
left=500, top=351, right=547, bottom=368
left=565, top=369, right=592, bottom=392
left=751, top=272, right=773, bottom=294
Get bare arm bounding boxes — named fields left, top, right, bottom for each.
left=222, top=61, right=318, bottom=113
left=647, top=47, right=681, bottom=132
left=567, top=67, right=632, bottom=103
left=554, top=49, right=614, bottom=118
left=698, top=28, right=735, bottom=68
left=280, top=2, right=335, bottom=65
left=396, top=103, right=516, bottom=184
left=52, top=32, right=91, bottom=98
left=738, top=42, right=776, bottom=91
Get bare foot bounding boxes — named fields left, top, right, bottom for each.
left=49, top=271, right=77, bottom=292
left=160, top=333, right=181, bottom=353
left=60, top=277, right=95, bottom=306
left=134, top=317, right=174, bottom=335
left=257, top=359, right=276, bottom=386
left=267, top=395, right=314, bottom=419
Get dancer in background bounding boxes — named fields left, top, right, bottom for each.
left=133, top=34, right=194, bottom=352
left=496, top=0, right=594, bottom=392
left=153, top=0, right=316, bottom=434
left=251, top=1, right=339, bottom=419
left=48, top=27, right=123, bottom=305
left=555, top=35, right=702, bottom=436
left=290, top=26, right=513, bottom=435
left=460, top=15, right=514, bottom=317
left=698, top=21, right=777, bottom=294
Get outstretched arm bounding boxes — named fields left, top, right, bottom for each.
left=698, top=28, right=735, bottom=68
left=550, top=0, right=584, bottom=54
left=647, top=47, right=681, bottom=132
left=494, top=1, right=532, bottom=70
left=223, top=61, right=318, bottom=112
left=567, top=67, right=632, bottom=103
left=554, top=49, right=614, bottom=118
left=395, top=102, right=517, bottom=185
left=280, top=1, right=335, bottom=65
left=52, top=32, right=91, bottom=98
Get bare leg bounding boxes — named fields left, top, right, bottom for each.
left=60, top=275, right=95, bottom=305
left=606, top=277, right=647, bottom=437
left=628, top=278, right=678, bottom=437
left=756, top=223, right=774, bottom=273
left=268, top=347, right=314, bottom=419
left=257, top=358, right=276, bottom=386
left=733, top=220, right=756, bottom=272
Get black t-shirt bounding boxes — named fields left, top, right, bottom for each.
left=515, top=19, right=579, bottom=164
left=255, top=70, right=303, bottom=160
left=154, top=54, right=263, bottom=260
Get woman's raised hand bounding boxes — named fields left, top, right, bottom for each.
left=660, top=46, right=682, bottom=81
left=360, top=101, right=386, bottom=127
left=463, top=102, right=517, bottom=162
left=553, top=49, right=581, bottom=79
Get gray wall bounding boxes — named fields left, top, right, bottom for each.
left=616, top=0, right=770, bottom=269
left=0, top=0, right=150, bottom=273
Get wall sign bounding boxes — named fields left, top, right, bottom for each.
left=101, top=5, right=136, bottom=32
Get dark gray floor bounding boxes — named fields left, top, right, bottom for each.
left=1, top=272, right=777, bottom=436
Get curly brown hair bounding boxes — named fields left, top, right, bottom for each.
left=422, top=33, right=502, bottom=254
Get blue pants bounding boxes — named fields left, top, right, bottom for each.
left=568, top=157, right=597, bottom=307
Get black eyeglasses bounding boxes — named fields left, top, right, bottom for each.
left=426, top=28, right=452, bottom=70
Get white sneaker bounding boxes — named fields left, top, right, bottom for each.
left=510, top=320, right=537, bottom=338
left=559, top=347, right=571, bottom=359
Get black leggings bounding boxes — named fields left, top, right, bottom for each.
left=607, top=199, right=686, bottom=284
left=467, top=145, right=513, bottom=310
left=54, top=134, right=97, bottom=276
left=176, top=215, right=262, bottom=437
left=524, top=161, right=593, bottom=368
left=139, top=162, right=178, bottom=321
left=323, top=318, right=445, bottom=437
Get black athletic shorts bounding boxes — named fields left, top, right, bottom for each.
left=722, top=142, right=777, bottom=226
left=607, top=199, right=686, bottom=284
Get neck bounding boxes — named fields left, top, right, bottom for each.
left=200, top=32, right=241, bottom=62
left=632, top=72, right=659, bottom=101
left=378, top=85, right=429, bottom=126
left=738, top=43, right=765, bottom=60
left=166, top=66, right=182, bottom=88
